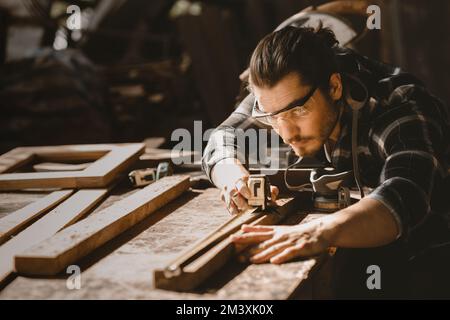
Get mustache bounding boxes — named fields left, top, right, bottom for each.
left=284, top=135, right=312, bottom=144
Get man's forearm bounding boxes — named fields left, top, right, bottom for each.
left=320, top=197, right=400, bottom=248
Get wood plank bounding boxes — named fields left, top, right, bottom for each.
left=14, top=175, right=191, bottom=276
left=154, top=196, right=302, bottom=291
left=0, top=189, right=108, bottom=285
left=0, top=171, right=82, bottom=190
left=0, top=190, right=74, bottom=245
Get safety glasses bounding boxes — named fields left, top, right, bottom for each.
left=251, top=85, right=317, bottom=127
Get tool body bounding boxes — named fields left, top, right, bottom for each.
left=310, top=167, right=352, bottom=212
left=247, top=174, right=271, bottom=210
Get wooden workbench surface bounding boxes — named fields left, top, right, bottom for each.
left=0, top=184, right=330, bottom=299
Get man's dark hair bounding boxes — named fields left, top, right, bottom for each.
left=249, top=26, right=339, bottom=91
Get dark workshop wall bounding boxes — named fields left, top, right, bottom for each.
left=0, top=0, right=449, bottom=153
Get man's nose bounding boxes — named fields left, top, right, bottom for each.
left=277, top=119, right=300, bottom=142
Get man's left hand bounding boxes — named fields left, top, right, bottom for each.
left=230, top=221, right=332, bottom=264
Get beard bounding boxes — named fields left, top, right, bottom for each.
left=319, top=100, right=341, bottom=142
left=290, top=100, right=341, bottom=157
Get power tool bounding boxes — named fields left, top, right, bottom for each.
left=283, top=163, right=353, bottom=212
left=309, top=167, right=352, bottom=212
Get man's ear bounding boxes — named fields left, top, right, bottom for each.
left=329, top=73, right=342, bottom=101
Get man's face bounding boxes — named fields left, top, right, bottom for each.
left=251, top=72, right=342, bottom=157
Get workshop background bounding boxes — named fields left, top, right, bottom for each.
left=0, top=0, right=449, bottom=155
left=1, top=0, right=450, bottom=301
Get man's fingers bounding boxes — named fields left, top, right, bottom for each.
left=241, top=224, right=274, bottom=233
left=250, top=240, right=294, bottom=264
left=270, top=185, right=279, bottom=201
left=231, top=193, right=249, bottom=211
left=270, top=244, right=304, bottom=264
left=243, top=236, right=282, bottom=258
left=230, top=231, right=274, bottom=244
left=259, top=234, right=287, bottom=249
left=235, top=178, right=251, bottom=199
left=228, top=201, right=239, bottom=215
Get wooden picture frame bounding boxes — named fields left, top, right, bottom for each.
left=0, top=143, right=145, bottom=190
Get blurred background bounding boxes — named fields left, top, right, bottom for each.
left=0, top=0, right=449, bottom=154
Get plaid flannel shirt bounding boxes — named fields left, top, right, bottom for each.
left=202, top=48, right=450, bottom=240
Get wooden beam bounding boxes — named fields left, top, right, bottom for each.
left=14, top=175, right=191, bottom=276
left=0, top=189, right=108, bottom=285
left=0, top=190, right=74, bottom=245
left=154, top=196, right=302, bottom=291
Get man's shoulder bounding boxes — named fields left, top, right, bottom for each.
left=368, top=83, right=449, bottom=126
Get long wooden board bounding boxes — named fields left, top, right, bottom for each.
left=0, top=190, right=74, bottom=245
left=154, top=196, right=302, bottom=291
left=14, top=175, right=191, bottom=276
left=0, top=189, right=108, bottom=285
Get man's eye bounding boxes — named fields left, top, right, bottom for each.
left=291, top=106, right=308, bottom=116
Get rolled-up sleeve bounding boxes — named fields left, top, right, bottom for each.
left=367, top=91, right=449, bottom=239
left=202, top=93, right=264, bottom=182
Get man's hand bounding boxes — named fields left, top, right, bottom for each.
left=230, top=197, right=400, bottom=264
left=211, top=158, right=279, bottom=215
left=231, top=220, right=331, bottom=264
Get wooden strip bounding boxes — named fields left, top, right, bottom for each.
left=84, top=144, right=144, bottom=177
left=0, top=190, right=74, bottom=245
left=153, top=196, right=302, bottom=291
left=0, top=171, right=82, bottom=190
left=14, top=175, right=191, bottom=276
left=162, top=206, right=262, bottom=274
left=0, top=189, right=108, bottom=285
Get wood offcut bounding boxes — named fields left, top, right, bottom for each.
left=0, top=143, right=145, bottom=190
left=154, top=195, right=303, bottom=291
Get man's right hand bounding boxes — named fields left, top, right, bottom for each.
left=211, top=158, right=279, bottom=215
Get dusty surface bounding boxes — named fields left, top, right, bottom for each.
left=0, top=192, right=47, bottom=219
left=0, top=187, right=327, bottom=299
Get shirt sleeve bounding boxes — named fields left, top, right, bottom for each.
left=202, top=93, right=267, bottom=183
left=366, top=85, right=450, bottom=239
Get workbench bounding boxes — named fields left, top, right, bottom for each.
left=0, top=176, right=334, bottom=299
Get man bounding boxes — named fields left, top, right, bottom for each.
left=202, top=26, right=450, bottom=297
